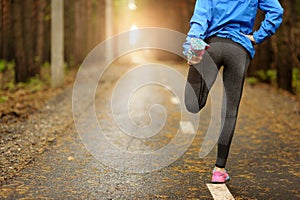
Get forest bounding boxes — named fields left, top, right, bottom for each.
left=0, top=0, right=300, bottom=94
left=1, top=2, right=300, bottom=197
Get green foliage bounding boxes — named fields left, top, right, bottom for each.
left=27, top=77, right=44, bottom=92
left=42, top=61, right=50, bottom=69
left=246, top=77, right=259, bottom=86
left=0, top=60, right=48, bottom=92
left=293, top=68, right=300, bottom=81
left=40, top=62, right=51, bottom=84
left=0, top=60, right=5, bottom=72
left=248, top=68, right=300, bottom=96
left=297, top=0, right=300, bottom=13
left=0, top=96, right=9, bottom=104
left=7, top=81, right=16, bottom=91
left=7, top=61, right=15, bottom=71
left=64, top=62, right=68, bottom=71
left=0, top=60, right=15, bottom=73
left=0, top=60, right=15, bottom=90
left=293, top=68, right=300, bottom=95
left=255, top=69, right=277, bottom=84
left=7, top=76, right=44, bottom=92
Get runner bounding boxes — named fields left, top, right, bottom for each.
left=183, top=0, right=283, bottom=183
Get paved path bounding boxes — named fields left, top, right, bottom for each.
left=1, top=59, right=299, bottom=199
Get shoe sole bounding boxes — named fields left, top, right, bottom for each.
left=211, top=178, right=230, bottom=184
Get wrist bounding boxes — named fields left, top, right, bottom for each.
left=253, top=31, right=262, bottom=44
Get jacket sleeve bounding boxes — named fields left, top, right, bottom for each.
left=187, top=0, right=211, bottom=39
left=253, top=0, right=284, bottom=44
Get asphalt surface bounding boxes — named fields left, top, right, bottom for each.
left=1, top=57, right=300, bottom=199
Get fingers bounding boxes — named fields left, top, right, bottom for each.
left=246, top=35, right=256, bottom=44
left=188, top=55, right=203, bottom=65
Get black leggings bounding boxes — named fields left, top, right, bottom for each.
left=185, top=37, right=251, bottom=168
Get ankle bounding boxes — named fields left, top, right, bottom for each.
left=214, top=166, right=225, bottom=172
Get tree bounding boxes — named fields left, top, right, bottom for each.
left=35, top=0, right=46, bottom=69
left=12, top=1, right=28, bottom=82
left=249, top=11, right=274, bottom=78
left=51, top=0, right=64, bottom=87
left=10, top=0, right=45, bottom=83
left=275, top=0, right=294, bottom=92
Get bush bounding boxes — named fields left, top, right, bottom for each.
left=293, top=68, right=300, bottom=96
left=255, top=69, right=277, bottom=84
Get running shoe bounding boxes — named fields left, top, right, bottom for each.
left=211, top=167, right=230, bottom=183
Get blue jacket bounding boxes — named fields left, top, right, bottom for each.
left=185, top=0, right=284, bottom=59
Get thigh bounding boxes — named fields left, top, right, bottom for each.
left=193, top=42, right=223, bottom=90
left=184, top=44, right=223, bottom=113
left=222, top=43, right=250, bottom=117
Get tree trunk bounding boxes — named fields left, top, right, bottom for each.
left=64, top=0, right=75, bottom=67
left=43, top=0, right=51, bottom=63
left=35, top=0, right=46, bottom=69
left=249, top=11, right=273, bottom=77
left=276, top=0, right=293, bottom=93
left=23, top=0, right=37, bottom=77
left=86, top=0, right=93, bottom=53
left=0, top=0, right=3, bottom=58
left=74, top=0, right=82, bottom=66
left=51, top=0, right=64, bottom=87
left=1, top=0, right=12, bottom=60
left=13, top=1, right=28, bottom=82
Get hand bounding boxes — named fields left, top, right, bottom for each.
left=188, top=55, right=203, bottom=65
left=246, top=35, right=256, bottom=44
